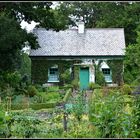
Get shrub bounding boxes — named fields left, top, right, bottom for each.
left=10, top=113, right=41, bottom=138
left=60, top=69, right=71, bottom=84
left=46, top=92, right=61, bottom=102
left=63, top=88, right=71, bottom=103
left=27, top=85, right=38, bottom=97
left=6, top=71, right=22, bottom=88
left=36, top=92, right=48, bottom=103
left=47, top=86, right=59, bottom=92
left=89, top=89, right=135, bottom=138
left=0, top=105, right=11, bottom=138
left=88, top=82, right=101, bottom=90
left=30, top=102, right=56, bottom=110
left=71, top=79, right=79, bottom=90
left=94, top=64, right=106, bottom=86
left=34, top=84, right=44, bottom=92
left=2, top=86, right=15, bottom=98
left=72, top=92, right=86, bottom=121
left=121, top=84, right=132, bottom=95
left=63, top=84, right=73, bottom=90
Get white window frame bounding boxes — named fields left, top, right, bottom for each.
left=48, top=66, right=59, bottom=82
left=102, top=68, right=112, bottom=83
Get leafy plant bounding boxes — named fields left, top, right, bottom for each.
left=60, top=69, right=71, bottom=84
left=27, top=85, right=38, bottom=97
left=89, top=82, right=101, bottom=90
left=94, top=63, right=106, bottom=86
left=121, top=84, right=132, bottom=95
left=89, top=89, right=135, bottom=138
left=71, top=92, right=86, bottom=122
left=10, top=112, right=41, bottom=138
left=71, top=79, right=79, bottom=90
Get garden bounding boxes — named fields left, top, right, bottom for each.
left=0, top=75, right=140, bottom=138
left=1, top=1, right=140, bottom=138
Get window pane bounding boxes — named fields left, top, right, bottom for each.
left=102, top=68, right=110, bottom=74
left=48, top=67, right=59, bottom=82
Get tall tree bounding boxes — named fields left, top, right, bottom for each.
left=0, top=13, right=38, bottom=72
left=58, top=1, right=140, bottom=45
left=124, top=29, right=140, bottom=84
left=0, top=2, right=68, bottom=72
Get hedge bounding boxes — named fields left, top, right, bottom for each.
left=63, top=88, right=72, bottom=103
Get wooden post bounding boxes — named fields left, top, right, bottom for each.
left=63, top=104, right=67, bottom=132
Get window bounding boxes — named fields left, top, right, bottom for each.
left=102, top=68, right=110, bottom=75
left=48, top=67, right=59, bottom=82
left=102, top=68, right=112, bottom=83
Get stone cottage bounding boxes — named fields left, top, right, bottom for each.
left=29, top=22, right=126, bottom=89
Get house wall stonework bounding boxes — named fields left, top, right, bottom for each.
left=89, top=65, right=95, bottom=83
left=31, top=59, right=73, bottom=84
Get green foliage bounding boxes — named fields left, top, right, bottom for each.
left=0, top=106, right=12, bottom=138
left=89, top=89, right=136, bottom=138
left=62, top=121, right=99, bottom=138
left=31, top=60, right=73, bottom=84
left=124, top=32, right=140, bottom=84
left=2, top=87, right=15, bottom=98
left=10, top=112, right=41, bottom=138
left=0, top=14, right=39, bottom=72
left=0, top=2, right=68, bottom=82
left=6, top=71, right=21, bottom=88
left=132, top=95, right=140, bottom=137
left=71, top=92, right=86, bottom=122
left=94, top=63, right=106, bottom=86
left=107, top=60, right=123, bottom=86
left=45, top=92, right=61, bottom=102
left=19, top=53, right=31, bottom=85
left=27, top=85, right=38, bottom=97
left=47, top=86, right=59, bottom=92
left=88, top=82, right=101, bottom=90
left=35, top=84, right=44, bottom=92
left=0, top=71, right=21, bottom=90
left=60, top=69, right=71, bottom=84
left=30, top=90, right=61, bottom=103
left=58, top=2, right=140, bottom=45
left=1, top=2, right=67, bottom=30
left=71, top=79, right=79, bottom=90
left=30, top=102, right=57, bottom=110
left=63, top=88, right=71, bottom=103
left=121, top=84, right=132, bottom=95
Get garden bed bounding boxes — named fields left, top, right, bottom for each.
left=3, top=87, right=72, bottom=111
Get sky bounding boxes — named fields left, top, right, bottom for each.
left=20, top=1, right=59, bottom=32
left=20, top=2, right=59, bottom=53
left=20, top=20, right=38, bottom=32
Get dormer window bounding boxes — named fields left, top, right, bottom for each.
left=102, top=68, right=110, bottom=75
left=102, top=68, right=112, bottom=83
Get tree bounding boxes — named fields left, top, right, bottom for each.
left=0, top=13, right=38, bottom=72
left=0, top=2, right=68, bottom=73
left=124, top=30, right=140, bottom=84
left=0, top=2, right=69, bottom=30
left=58, top=2, right=140, bottom=45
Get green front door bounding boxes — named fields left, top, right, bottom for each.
left=80, top=67, right=89, bottom=90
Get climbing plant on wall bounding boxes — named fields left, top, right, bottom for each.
left=107, top=60, right=124, bottom=86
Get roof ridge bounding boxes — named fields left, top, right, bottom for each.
left=33, top=27, right=124, bottom=31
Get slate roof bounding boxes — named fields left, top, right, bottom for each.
left=29, top=28, right=126, bottom=58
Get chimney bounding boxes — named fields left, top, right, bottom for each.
left=78, top=22, right=85, bottom=34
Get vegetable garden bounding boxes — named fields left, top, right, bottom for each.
left=0, top=84, right=140, bottom=138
